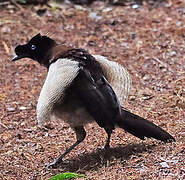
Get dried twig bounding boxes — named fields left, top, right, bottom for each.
left=2, top=41, right=10, bottom=54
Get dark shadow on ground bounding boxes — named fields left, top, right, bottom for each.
left=47, top=142, right=156, bottom=174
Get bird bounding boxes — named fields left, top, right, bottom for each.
left=12, top=33, right=175, bottom=168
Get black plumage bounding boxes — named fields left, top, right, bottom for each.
left=12, top=33, right=175, bottom=168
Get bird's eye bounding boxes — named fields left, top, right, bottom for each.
left=31, top=44, right=36, bottom=50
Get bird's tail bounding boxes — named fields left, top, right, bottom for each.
left=117, top=109, right=175, bottom=142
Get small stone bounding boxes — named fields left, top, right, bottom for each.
left=88, top=40, right=96, bottom=46
left=121, top=42, right=129, bottom=47
left=19, top=106, right=27, bottom=110
left=1, top=26, right=11, bottom=33
left=160, top=162, right=169, bottom=168
left=131, top=4, right=140, bottom=9
left=169, top=51, right=177, bottom=56
left=130, top=96, right=136, bottom=101
left=103, top=7, right=113, bottom=12
left=143, top=74, right=150, bottom=81
left=153, top=28, right=158, bottom=32
left=8, top=125, right=14, bottom=129
left=88, top=12, right=102, bottom=21
left=176, top=21, right=182, bottom=26
left=7, top=107, right=15, bottom=112
left=142, top=94, right=153, bottom=100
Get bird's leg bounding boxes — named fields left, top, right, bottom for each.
left=46, top=126, right=86, bottom=168
left=104, top=128, right=113, bottom=149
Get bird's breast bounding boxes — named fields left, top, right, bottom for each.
left=52, top=95, right=94, bottom=128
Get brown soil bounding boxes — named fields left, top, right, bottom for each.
left=0, top=0, right=184, bottom=179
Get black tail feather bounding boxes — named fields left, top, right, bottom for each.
left=117, top=109, right=175, bottom=142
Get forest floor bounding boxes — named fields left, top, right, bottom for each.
left=0, top=0, right=184, bottom=179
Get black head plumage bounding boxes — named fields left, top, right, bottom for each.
left=12, top=33, right=56, bottom=67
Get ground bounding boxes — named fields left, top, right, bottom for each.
left=0, top=0, right=184, bottom=179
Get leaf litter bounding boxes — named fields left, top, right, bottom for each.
left=0, top=0, right=184, bottom=179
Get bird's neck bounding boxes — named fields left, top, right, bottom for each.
left=48, top=44, right=72, bottom=66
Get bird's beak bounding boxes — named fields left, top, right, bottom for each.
left=11, top=54, right=28, bottom=61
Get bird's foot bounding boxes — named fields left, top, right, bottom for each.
left=46, top=162, right=58, bottom=169
left=45, top=159, right=63, bottom=169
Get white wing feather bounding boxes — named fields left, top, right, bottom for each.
left=37, top=58, right=80, bottom=127
left=93, top=55, right=132, bottom=101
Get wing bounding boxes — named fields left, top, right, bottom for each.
left=72, top=67, right=122, bottom=128
left=93, top=55, right=132, bottom=101
left=37, top=58, right=80, bottom=127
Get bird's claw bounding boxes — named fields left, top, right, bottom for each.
left=45, top=161, right=59, bottom=169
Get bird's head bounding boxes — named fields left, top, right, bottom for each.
left=12, top=33, right=56, bottom=67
